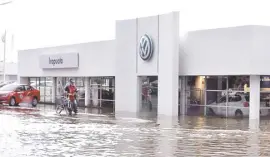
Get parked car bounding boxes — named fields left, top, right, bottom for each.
left=149, top=80, right=158, bottom=96
left=0, top=84, right=40, bottom=107
left=207, top=92, right=268, bottom=117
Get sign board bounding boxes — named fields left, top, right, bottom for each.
left=39, top=53, right=79, bottom=69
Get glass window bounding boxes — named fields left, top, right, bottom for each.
left=206, top=76, right=227, bottom=90
left=16, top=85, right=25, bottom=92
left=39, top=82, right=45, bottom=86
left=261, top=76, right=270, bottom=92
left=24, top=85, right=32, bottom=90
left=260, top=76, right=270, bottom=117
left=45, top=77, right=53, bottom=103
left=218, top=96, right=226, bottom=103
left=30, top=78, right=37, bottom=87
left=228, top=76, right=249, bottom=92
left=39, top=77, right=46, bottom=102
left=229, top=95, right=242, bottom=102
left=183, top=75, right=251, bottom=117
left=76, top=77, right=84, bottom=87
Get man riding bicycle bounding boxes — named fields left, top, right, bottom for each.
left=64, top=78, right=78, bottom=114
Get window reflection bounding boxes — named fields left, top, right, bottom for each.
left=260, top=76, right=270, bottom=117
left=185, top=76, right=250, bottom=118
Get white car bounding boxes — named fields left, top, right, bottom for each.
left=207, top=92, right=269, bottom=117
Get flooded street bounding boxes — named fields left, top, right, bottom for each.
left=1, top=105, right=270, bottom=156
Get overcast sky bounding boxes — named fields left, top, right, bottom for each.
left=1, top=0, right=270, bottom=62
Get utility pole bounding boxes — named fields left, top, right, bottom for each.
left=1, top=30, right=6, bottom=82
left=0, top=0, right=13, bottom=82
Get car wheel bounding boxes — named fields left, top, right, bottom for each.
left=235, top=109, right=243, bottom=118
left=9, top=97, right=16, bottom=106
left=32, top=97, right=38, bottom=107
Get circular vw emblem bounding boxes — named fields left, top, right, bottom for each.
left=139, top=34, right=153, bottom=61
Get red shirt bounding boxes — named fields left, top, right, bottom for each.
left=68, top=85, right=77, bottom=101
left=142, top=87, right=148, bottom=96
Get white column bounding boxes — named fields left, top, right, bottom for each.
left=52, top=77, right=56, bottom=103
left=247, top=127, right=260, bottom=156
left=56, top=77, right=61, bottom=97
left=84, top=77, right=90, bottom=107
left=91, top=81, right=99, bottom=107
left=249, top=75, right=260, bottom=123
left=158, top=12, right=179, bottom=117
left=180, top=76, right=186, bottom=115
left=115, top=18, right=139, bottom=117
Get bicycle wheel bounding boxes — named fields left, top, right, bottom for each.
left=56, top=104, right=63, bottom=114
left=64, top=105, right=69, bottom=115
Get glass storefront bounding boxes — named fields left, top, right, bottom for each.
left=56, top=77, right=85, bottom=106
left=139, top=76, right=158, bottom=115
left=90, top=77, right=115, bottom=108
left=29, top=77, right=53, bottom=103
left=260, top=76, right=270, bottom=118
left=29, top=77, right=116, bottom=108
left=183, top=76, right=250, bottom=118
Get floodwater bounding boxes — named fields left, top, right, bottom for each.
left=0, top=104, right=270, bottom=156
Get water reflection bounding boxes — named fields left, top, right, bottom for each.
left=2, top=106, right=270, bottom=156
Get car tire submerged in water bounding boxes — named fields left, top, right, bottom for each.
left=235, top=109, right=243, bottom=118
left=32, top=97, right=38, bottom=107
left=9, top=97, right=16, bottom=106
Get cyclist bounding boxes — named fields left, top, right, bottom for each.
left=64, top=79, right=78, bottom=114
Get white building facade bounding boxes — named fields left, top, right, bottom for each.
left=0, top=62, right=17, bottom=82
left=18, top=12, right=270, bottom=123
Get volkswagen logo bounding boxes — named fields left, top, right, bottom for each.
left=139, top=34, right=153, bottom=61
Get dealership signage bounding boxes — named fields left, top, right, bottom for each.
left=39, top=53, right=79, bottom=69
left=139, top=34, right=154, bottom=61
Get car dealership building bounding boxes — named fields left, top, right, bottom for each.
left=17, top=11, right=270, bottom=122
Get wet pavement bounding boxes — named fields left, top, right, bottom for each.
left=1, top=104, right=270, bottom=156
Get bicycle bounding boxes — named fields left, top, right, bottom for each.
left=66, top=92, right=78, bottom=115
left=55, top=92, right=78, bottom=115
left=55, top=96, right=69, bottom=115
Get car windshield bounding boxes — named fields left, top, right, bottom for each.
left=0, top=84, right=17, bottom=91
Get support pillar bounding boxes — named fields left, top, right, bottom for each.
left=180, top=76, right=186, bottom=115
left=84, top=77, right=90, bottom=107
left=91, top=80, right=99, bottom=107
left=249, top=75, right=260, bottom=127
left=158, top=12, right=179, bottom=117
left=52, top=77, right=56, bottom=103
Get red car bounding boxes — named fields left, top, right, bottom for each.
left=0, top=84, right=40, bottom=107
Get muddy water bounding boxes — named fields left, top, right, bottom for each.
left=0, top=105, right=270, bottom=157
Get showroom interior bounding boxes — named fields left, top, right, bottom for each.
left=28, top=77, right=115, bottom=109
left=180, top=75, right=270, bottom=118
